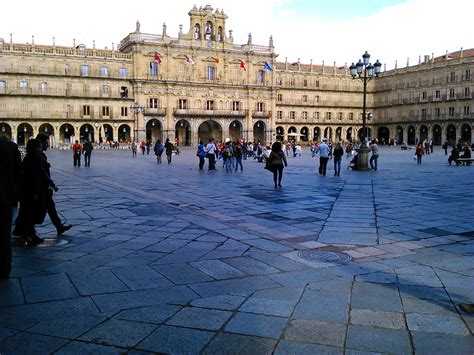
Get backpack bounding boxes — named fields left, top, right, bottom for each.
left=154, top=143, right=164, bottom=155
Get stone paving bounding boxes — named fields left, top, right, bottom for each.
left=0, top=146, right=473, bottom=354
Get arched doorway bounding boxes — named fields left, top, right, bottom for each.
left=253, top=121, right=266, bottom=143
left=60, top=124, right=74, bottom=144
left=198, top=120, right=222, bottom=143
left=147, top=119, right=162, bottom=143
left=288, top=126, right=297, bottom=142
left=419, top=125, right=428, bottom=143
left=407, top=125, right=416, bottom=145
left=396, top=126, right=404, bottom=144
left=17, top=123, right=33, bottom=146
left=175, top=119, right=191, bottom=146
left=300, top=126, right=309, bottom=142
left=38, top=123, right=54, bottom=138
left=100, top=124, right=114, bottom=144
left=314, top=127, right=321, bottom=141
left=324, top=127, right=332, bottom=141
left=80, top=124, right=94, bottom=143
left=446, top=124, right=456, bottom=145
left=377, top=126, right=390, bottom=145
left=119, top=124, right=131, bottom=143
left=432, top=125, right=442, bottom=145
left=229, top=120, right=243, bottom=142
left=0, top=123, right=12, bottom=139
left=335, top=127, right=342, bottom=141
left=346, top=127, right=352, bottom=141
left=461, top=124, right=472, bottom=144
left=357, top=128, right=372, bottom=142
left=276, top=126, right=284, bottom=141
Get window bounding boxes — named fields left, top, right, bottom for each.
left=448, top=107, right=455, bottom=117
left=277, top=111, right=282, bottom=119
left=119, top=67, right=127, bottom=77
left=302, top=111, right=308, bottom=120
left=0, top=81, right=5, bottom=91
left=289, top=78, right=295, bottom=86
left=256, top=102, right=265, bottom=112
left=207, top=66, right=216, bottom=80
left=100, top=66, right=109, bottom=76
left=302, top=95, right=308, bottom=103
left=315, top=95, right=320, bottom=103
left=435, top=108, right=440, bottom=117
left=39, top=82, right=47, bottom=93
left=421, top=109, right=427, bottom=118
left=303, top=79, right=308, bottom=87
left=435, top=90, right=440, bottom=98
left=465, top=87, right=471, bottom=98
left=149, top=62, right=158, bottom=76
left=349, top=113, right=354, bottom=120
left=206, top=100, right=214, bottom=110
left=102, top=106, right=110, bottom=117
left=64, top=64, right=69, bottom=75
left=277, top=94, right=283, bottom=102
left=450, top=72, right=455, bottom=82
left=83, top=105, right=91, bottom=117
left=257, top=70, right=265, bottom=84
left=148, top=98, right=158, bottom=108
left=120, top=86, right=128, bottom=98
left=338, top=112, right=343, bottom=120
left=178, top=99, right=188, bottom=110
left=465, top=69, right=471, bottom=80
left=232, top=101, right=241, bottom=111
left=102, top=85, right=109, bottom=95
left=19, top=80, right=28, bottom=88
left=121, top=107, right=128, bottom=117
left=81, top=65, right=89, bottom=75
left=464, top=106, right=470, bottom=116
left=290, top=111, right=295, bottom=120
left=449, top=88, right=455, bottom=98
left=277, top=77, right=283, bottom=85
left=314, top=112, right=320, bottom=120
left=326, top=112, right=331, bottom=120
left=422, top=92, right=427, bottom=100
left=315, top=80, right=320, bottom=88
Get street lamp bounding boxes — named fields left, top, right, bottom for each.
left=130, top=102, right=144, bottom=142
left=349, top=51, right=382, bottom=170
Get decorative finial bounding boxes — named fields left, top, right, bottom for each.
left=73, top=38, right=76, bottom=47
left=406, top=57, right=409, bottom=67
left=163, top=23, right=167, bottom=37
left=93, top=40, right=96, bottom=49
left=112, top=42, right=115, bottom=51
left=32, top=35, right=34, bottom=45
left=179, top=24, right=183, bottom=36
left=269, top=35, right=273, bottom=48
left=247, top=33, right=252, bottom=45
left=136, top=20, right=141, bottom=32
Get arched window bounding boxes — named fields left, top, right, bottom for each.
left=217, top=26, right=223, bottom=42
left=205, top=21, right=213, bottom=40
left=194, top=24, right=201, bottom=39
left=149, top=62, right=158, bottom=76
left=257, top=70, right=265, bottom=84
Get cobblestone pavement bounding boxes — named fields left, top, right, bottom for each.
left=1, top=146, right=473, bottom=354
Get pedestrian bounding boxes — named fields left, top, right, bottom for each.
left=196, top=140, right=207, bottom=171
left=72, top=140, right=82, bottom=167
left=154, top=139, right=164, bottom=164
left=140, top=140, right=146, bottom=155
left=315, top=138, right=330, bottom=176
left=0, top=136, right=22, bottom=278
left=429, top=138, right=433, bottom=154
left=164, top=138, right=173, bottom=164
left=146, top=140, right=151, bottom=155
left=442, top=141, right=448, bottom=155
left=131, top=142, right=137, bottom=157
left=234, top=142, right=244, bottom=172
left=82, top=139, right=93, bottom=167
left=415, top=143, right=424, bottom=164
left=424, top=140, right=430, bottom=155
left=345, top=142, right=353, bottom=160
left=369, top=139, right=379, bottom=171
left=268, top=141, right=288, bottom=188
left=448, top=146, right=459, bottom=165
left=223, top=141, right=233, bottom=173
left=205, top=138, right=217, bottom=171
left=333, top=141, right=344, bottom=176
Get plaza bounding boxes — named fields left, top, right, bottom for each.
left=0, top=146, right=473, bottom=353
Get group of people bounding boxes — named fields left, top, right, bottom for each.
left=448, top=143, right=472, bottom=165
left=197, top=139, right=245, bottom=172
left=71, top=140, right=94, bottom=167
left=0, top=134, right=71, bottom=278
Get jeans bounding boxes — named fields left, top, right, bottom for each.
left=235, top=157, right=243, bottom=171
left=224, top=159, right=232, bottom=172
left=73, top=154, right=81, bottom=167
left=370, top=154, right=379, bottom=170
left=417, top=154, right=422, bottom=164
left=0, top=205, right=13, bottom=276
left=319, top=157, right=329, bottom=175
left=84, top=153, right=91, bottom=167
left=272, top=165, right=284, bottom=186
left=334, top=157, right=341, bottom=175
left=208, top=154, right=216, bottom=170
left=198, top=156, right=205, bottom=170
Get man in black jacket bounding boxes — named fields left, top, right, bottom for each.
left=0, top=136, right=22, bottom=278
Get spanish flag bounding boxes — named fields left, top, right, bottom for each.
left=153, top=52, right=162, bottom=65
left=239, top=60, right=246, bottom=71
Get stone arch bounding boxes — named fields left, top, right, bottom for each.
left=396, top=126, right=404, bottom=144
left=276, top=126, right=284, bottom=141
left=253, top=120, right=266, bottom=143
left=346, top=127, right=353, bottom=141
left=39, top=123, right=54, bottom=137
left=146, top=119, right=163, bottom=143
left=17, top=123, right=34, bottom=146
left=313, top=127, right=321, bottom=141
left=419, top=125, right=429, bottom=144
left=229, top=120, right=243, bottom=142
left=324, top=127, right=332, bottom=141
left=0, top=122, right=13, bottom=139
left=335, top=126, right=342, bottom=141
left=118, top=124, right=131, bottom=143
left=198, top=120, right=222, bottom=143
left=80, top=124, right=95, bottom=143
left=446, top=124, right=456, bottom=145
left=194, top=24, right=201, bottom=39
left=407, top=125, right=416, bottom=145
left=357, top=128, right=372, bottom=142
left=377, top=126, right=390, bottom=145
left=60, top=123, right=75, bottom=144
left=460, top=123, right=472, bottom=144
left=300, top=126, right=309, bottom=141
left=175, top=119, right=191, bottom=146
left=432, top=124, right=442, bottom=145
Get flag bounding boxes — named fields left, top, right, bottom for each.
left=239, top=60, right=246, bottom=71
left=263, top=61, right=273, bottom=71
left=213, top=54, right=220, bottom=63
left=184, top=55, right=196, bottom=65
left=153, top=52, right=162, bottom=64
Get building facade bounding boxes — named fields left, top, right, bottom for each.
left=0, top=5, right=472, bottom=146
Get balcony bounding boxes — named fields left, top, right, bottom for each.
left=251, top=110, right=271, bottom=118
left=173, top=108, right=248, bottom=118
left=0, top=110, right=129, bottom=121
left=0, top=87, right=133, bottom=100
left=144, top=108, right=166, bottom=116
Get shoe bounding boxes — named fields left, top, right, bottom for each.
left=24, top=235, right=44, bottom=245
left=274, top=185, right=277, bottom=189
left=57, top=224, right=72, bottom=236
left=459, top=303, right=474, bottom=314
left=278, top=184, right=282, bottom=188
left=337, top=172, right=340, bottom=176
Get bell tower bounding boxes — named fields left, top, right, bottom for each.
left=187, top=5, right=228, bottom=44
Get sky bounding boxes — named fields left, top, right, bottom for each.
left=2, top=0, right=473, bottom=70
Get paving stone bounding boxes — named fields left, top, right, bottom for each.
left=351, top=282, right=402, bottom=312
left=0, top=327, right=17, bottom=341
left=56, top=341, right=124, bottom=354
left=284, top=319, right=346, bottom=347
left=225, top=312, right=287, bottom=339
left=191, top=259, right=246, bottom=279
left=137, top=325, right=214, bottom=353
left=350, top=309, right=406, bottom=330
left=0, top=332, right=68, bottom=353
left=21, top=273, right=79, bottom=303
left=0, top=279, right=24, bottom=307
left=293, top=289, right=349, bottom=323
left=224, top=257, right=280, bottom=275
left=355, top=272, right=398, bottom=284
left=79, top=319, right=156, bottom=348
left=166, top=307, right=232, bottom=330
left=190, top=295, right=246, bottom=310
left=152, top=263, right=213, bottom=284
left=406, top=313, right=470, bottom=335
left=189, top=275, right=281, bottom=297
left=240, top=297, right=296, bottom=317
left=68, top=269, right=129, bottom=295
left=346, top=325, right=411, bottom=354
left=115, top=304, right=181, bottom=324
left=202, top=332, right=277, bottom=355
left=112, top=266, right=173, bottom=290
left=275, top=340, right=343, bottom=355
left=411, top=331, right=474, bottom=355
left=402, top=297, right=457, bottom=315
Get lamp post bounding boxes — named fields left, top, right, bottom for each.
left=130, top=102, right=144, bottom=142
left=349, top=51, right=382, bottom=170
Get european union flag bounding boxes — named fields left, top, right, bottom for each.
left=263, top=61, right=273, bottom=71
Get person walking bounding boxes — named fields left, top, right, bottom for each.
left=0, top=136, right=22, bottom=278
left=415, top=142, right=424, bottom=164
left=196, top=140, right=207, bottom=171
left=72, top=140, right=82, bottom=167
left=234, top=142, right=244, bottom=172
left=369, top=139, right=379, bottom=171
left=140, top=140, right=146, bottom=155
left=131, top=142, right=138, bottom=157
left=268, top=141, right=288, bottom=188
left=442, top=141, right=448, bottom=155
left=164, top=138, right=173, bottom=164
left=146, top=140, right=152, bottom=155
left=345, top=142, right=353, bottom=160
left=82, top=139, right=93, bottom=167
left=315, top=138, right=330, bottom=176
left=205, top=138, right=217, bottom=171
left=429, top=138, right=434, bottom=154
left=223, top=141, right=233, bottom=173
left=154, top=139, right=164, bottom=164
left=333, top=141, right=344, bottom=176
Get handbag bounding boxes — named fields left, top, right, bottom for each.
left=264, top=157, right=275, bottom=172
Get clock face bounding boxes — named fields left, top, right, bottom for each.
left=207, top=41, right=214, bottom=48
